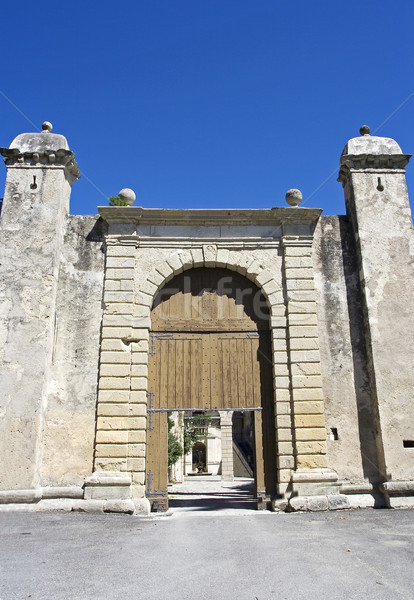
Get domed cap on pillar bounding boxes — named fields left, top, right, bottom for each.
left=0, top=122, right=80, bottom=180
left=9, top=121, right=70, bottom=153
left=341, top=125, right=404, bottom=157
left=338, top=125, right=411, bottom=185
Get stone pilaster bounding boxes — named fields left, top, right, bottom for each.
left=94, top=240, right=149, bottom=507
left=282, top=236, right=338, bottom=494
left=219, top=411, right=234, bottom=482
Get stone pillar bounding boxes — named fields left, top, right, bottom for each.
left=282, top=235, right=338, bottom=495
left=93, top=237, right=150, bottom=512
left=0, top=123, right=79, bottom=490
left=219, top=411, right=234, bottom=482
left=338, top=126, right=414, bottom=489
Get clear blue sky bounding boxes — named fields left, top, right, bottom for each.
left=1, top=1, right=413, bottom=216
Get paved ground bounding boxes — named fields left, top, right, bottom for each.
left=1, top=477, right=413, bottom=600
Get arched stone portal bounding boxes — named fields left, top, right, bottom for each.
left=92, top=229, right=335, bottom=513
left=146, top=267, right=276, bottom=510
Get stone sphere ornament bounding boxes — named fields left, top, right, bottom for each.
left=42, top=121, right=53, bottom=132
left=118, top=188, right=136, bottom=206
left=285, top=188, right=303, bottom=207
left=360, top=125, right=371, bottom=136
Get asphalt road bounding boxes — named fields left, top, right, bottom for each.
left=1, top=508, right=413, bottom=600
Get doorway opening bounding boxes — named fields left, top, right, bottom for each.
left=145, top=267, right=276, bottom=512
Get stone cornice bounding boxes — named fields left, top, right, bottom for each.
left=0, top=147, right=80, bottom=180
left=98, top=206, right=323, bottom=226
left=338, top=153, right=411, bottom=184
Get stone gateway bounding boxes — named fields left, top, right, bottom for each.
left=0, top=123, right=413, bottom=513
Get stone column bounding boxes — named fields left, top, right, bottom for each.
left=219, top=411, right=234, bottom=482
left=0, top=123, right=79, bottom=490
left=282, top=235, right=338, bottom=495
left=92, top=237, right=150, bottom=513
left=338, top=127, right=414, bottom=490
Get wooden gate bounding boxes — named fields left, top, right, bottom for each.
left=145, top=268, right=276, bottom=510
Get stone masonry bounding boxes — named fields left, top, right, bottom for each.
left=0, top=123, right=413, bottom=513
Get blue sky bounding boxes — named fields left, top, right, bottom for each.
left=1, top=1, right=413, bottom=216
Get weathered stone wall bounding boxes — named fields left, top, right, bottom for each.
left=313, top=216, right=380, bottom=485
left=40, top=215, right=106, bottom=487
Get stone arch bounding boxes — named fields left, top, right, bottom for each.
left=136, top=246, right=283, bottom=320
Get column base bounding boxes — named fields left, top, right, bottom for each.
left=291, top=468, right=340, bottom=496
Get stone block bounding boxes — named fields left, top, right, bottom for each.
left=284, top=268, right=314, bottom=280
left=288, top=325, right=319, bottom=338
left=129, top=430, right=147, bottom=444
left=99, top=377, right=130, bottom=390
left=255, top=269, right=273, bottom=286
left=289, top=495, right=329, bottom=512
left=296, top=441, right=327, bottom=455
left=269, top=303, right=286, bottom=316
left=156, top=261, right=174, bottom=279
left=130, top=391, right=147, bottom=403
left=289, top=337, right=319, bottom=350
left=274, top=364, right=289, bottom=376
left=135, top=291, right=153, bottom=307
left=292, top=388, right=323, bottom=401
left=127, top=458, right=145, bottom=471
left=328, top=495, right=350, bottom=510
left=94, top=458, right=128, bottom=471
left=106, top=245, right=137, bottom=258
left=191, top=248, right=204, bottom=267
left=288, top=313, right=318, bottom=326
left=131, top=364, right=148, bottom=377
left=96, top=430, right=128, bottom=444
left=128, top=443, right=146, bottom=457
left=292, top=375, right=322, bottom=388
left=106, top=257, right=136, bottom=269
left=128, top=404, right=147, bottom=417
left=167, top=253, right=184, bottom=273
left=97, top=403, right=130, bottom=417
left=36, top=499, right=74, bottom=512
left=132, top=472, right=146, bottom=485
left=215, top=248, right=230, bottom=267
left=286, top=279, right=315, bottom=290
left=283, top=246, right=312, bottom=257
left=100, top=351, right=131, bottom=364
left=104, top=499, right=135, bottom=514
left=120, top=280, right=134, bottom=291
left=0, top=489, right=41, bottom=504
left=235, top=253, right=255, bottom=274
left=296, top=454, right=328, bottom=469
left=287, top=301, right=317, bottom=314
left=95, top=443, right=128, bottom=458
left=177, top=249, right=194, bottom=270
left=147, top=269, right=165, bottom=287
left=275, top=376, right=290, bottom=389
left=97, top=390, right=130, bottom=403
left=101, top=326, right=133, bottom=339
left=72, top=500, right=104, bottom=513
left=104, top=303, right=134, bottom=316
left=286, top=290, right=316, bottom=303
left=290, top=350, right=321, bottom=362
left=295, top=427, right=326, bottom=441
left=273, top=351, right=289, bottom=364
left=41, top=487, right=84, bottom=499
left=294, top=414, right=325, bottom=428
left=293, top=400, right=325, bottom=414
left=140, top=280, right=158, bottom=296
left=131, top=351, right=148, bottom=364
left=270, top=316, right=287, bottom=328
left=133, top=498, right=151, bottom=514
left=85, top=485, right=131, bottom=500
left=277, top=428, right=293, bottom=442
left=99, top=364, right=130, bottom=377
left=130, top=377, right=148, bottom=391
left=291, top=362, right=321, bottom=376
left=277, top=441, right=294, bottom=455
left=275, top=399, right=291, bottom=412
left=105, top=268, right=135, bottom=281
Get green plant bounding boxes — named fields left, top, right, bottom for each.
left=108, top=195, right=129, bottom=207
left=167, top=415, right=183, bottom=467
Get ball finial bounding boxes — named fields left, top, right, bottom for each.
left=118, top=188, right=136, bottom=206
left=285, top=188, right=302, bottom=207
left=42, top=121, right=53, bottom=133
left=359, top=125, right=370, bottom=136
